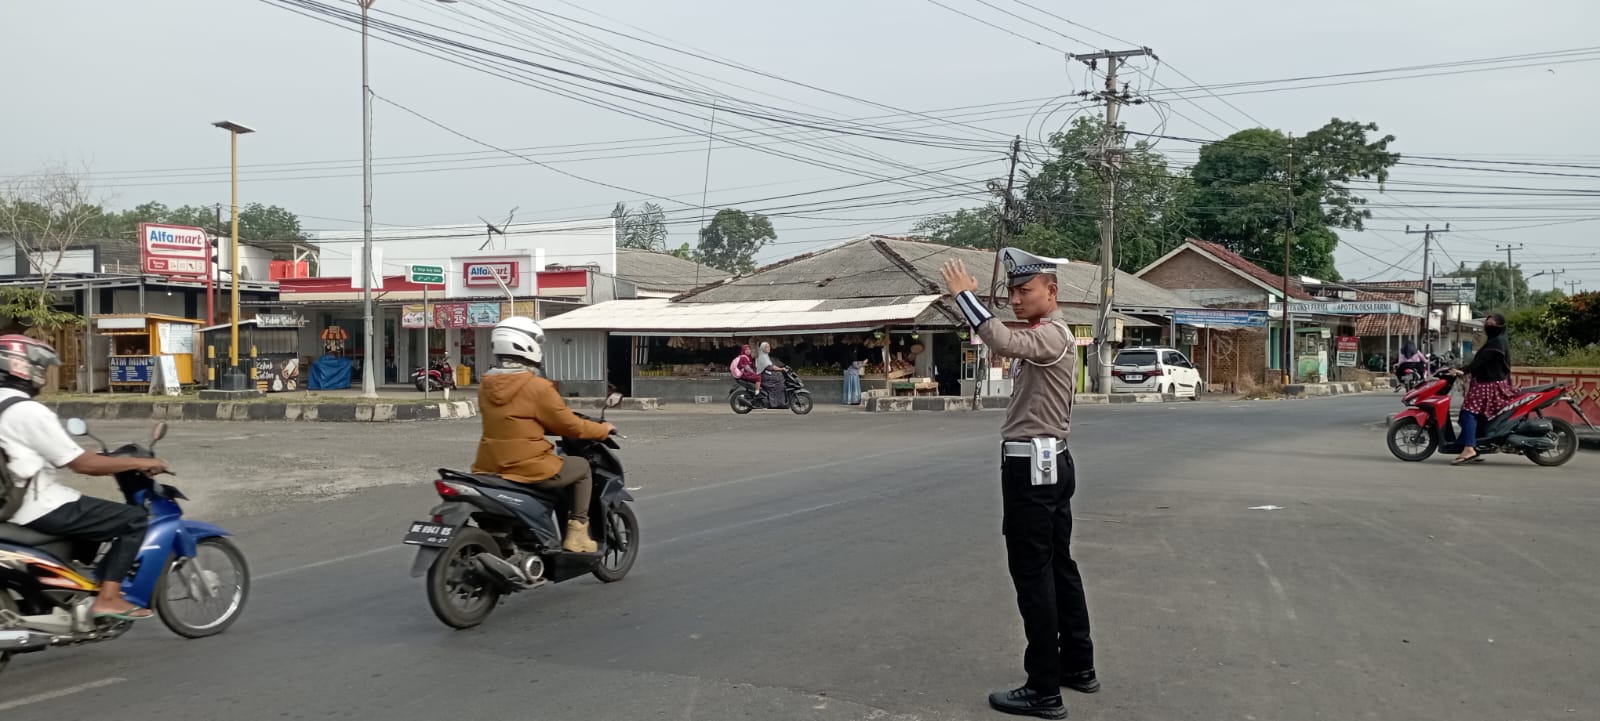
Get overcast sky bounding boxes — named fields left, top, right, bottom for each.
left=3, top=0, right=1596, bottom=292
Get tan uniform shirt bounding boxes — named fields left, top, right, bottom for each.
left=975, top=308, right=1077, bottom=442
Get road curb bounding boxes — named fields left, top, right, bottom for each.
left=41, top=399, right=479, bottom=422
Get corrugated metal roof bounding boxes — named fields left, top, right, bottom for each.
left=540, top=296, right=943, bottom=334
left=614, top=249, right=727, bottom=292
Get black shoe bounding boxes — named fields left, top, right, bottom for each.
left=1060, top=669, right=1100, bottom=694
left=987, top=687, right=1067, bottom=719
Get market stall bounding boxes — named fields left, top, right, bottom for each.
left=199, top=314, right=310, bottom=392
left=95, top=314, right=202, bottom=393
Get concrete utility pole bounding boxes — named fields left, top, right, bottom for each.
left=1496, top=243, right=1523, bottom=309
left=1280, top=133, right=1294, bottom=385
left=975, top=137, right=1024, bottom=409
left=1548, top=269, right=1566, bottom=291
left=1071, top=47, right=1153, bottom=394
left=1565, top=279, right=1582, bottom=295
left=360, top=0, right=378, bottom=398
left=1405, top=223, right=1450, bottom=353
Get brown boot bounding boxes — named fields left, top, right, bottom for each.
left=563, top=520, right=597, bottom=553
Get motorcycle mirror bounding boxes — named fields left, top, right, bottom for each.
left=65, top=417, right=88, bottom=436
left=150, top=421, right=168, bottom=444
left=605, top=392, right=623, bottom=409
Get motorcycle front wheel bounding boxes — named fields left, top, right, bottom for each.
left=729, top=392, right=755, bottom=415
left=155, top=537, right=250, bottom=639
left=426, top=527, right=502, bottom=629
left=1386, top=417, right=1438, bottom=462
left=0, top=591, right=18, bottom=675
left=1528, top=418, right=1579, bottom=467
left=788, top=393, right=814, bottom=415
left=592, top=505, right=639, bottom=583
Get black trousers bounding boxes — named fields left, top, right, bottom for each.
left=25, top=497, right=148, bottom=586
left=1000, top=446, right=1094, bottom=692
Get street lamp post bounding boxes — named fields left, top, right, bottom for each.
left=212, top=120, right=255, bottom=391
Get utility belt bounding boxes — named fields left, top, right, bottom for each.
left=1002, top=438, right=1065, bottom=486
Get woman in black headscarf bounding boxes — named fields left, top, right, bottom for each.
left=1450, top=313, right=1513, bottom=464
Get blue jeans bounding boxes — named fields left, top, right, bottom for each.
left=842, top=373, right=861, bottom=405
left=1459, top=410, right=1480, bottom=448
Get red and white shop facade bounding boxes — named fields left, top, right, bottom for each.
left=249, top=254, right=609, bottom=386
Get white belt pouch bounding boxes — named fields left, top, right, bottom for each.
left=1002, top=439, right=1060, bottom=486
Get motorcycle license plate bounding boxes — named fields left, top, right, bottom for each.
left=402, top=521, right=456, bottom=547
left=1123, top=374, right=1145, bottom=382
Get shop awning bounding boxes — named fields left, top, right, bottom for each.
left=540, top=296, right=943, bottom=336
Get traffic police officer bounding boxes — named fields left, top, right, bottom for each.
left=941, top=249, right=1095, bottom=720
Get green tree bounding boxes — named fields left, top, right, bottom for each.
left=611, top=201, right=669, bottom=251
left=0, top=166, right=102, bottom=332
left=1187, top=119, right=1399, bottom=280
left=91, top=202, right=308, bottom=242
left=912, top=206, right=996, bottom=249
left=696, top=208, right=775, bottom=274
left=1445, top=260, right=1529, bottom=314
left=1017, top=116, right=1190, bottom=272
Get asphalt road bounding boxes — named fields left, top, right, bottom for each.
left=2, top=396, right=1596, bottom=720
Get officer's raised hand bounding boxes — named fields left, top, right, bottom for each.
left=941, top=259, right=979, bottom=295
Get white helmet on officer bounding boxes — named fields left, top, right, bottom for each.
left=491, top=316, right=545, bottom=368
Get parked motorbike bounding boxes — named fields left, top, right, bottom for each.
left=1386, top=370, right=1596, bottom=465
left=729, top=368, right=814, bottom=415
left=406, top=393, right=638, bottom=629
left=413, top=359, right=456, bottom=392
left=0, top=421, right=249, bottom=676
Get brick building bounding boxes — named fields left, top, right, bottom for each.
left=1136, top=239, right=1327, bottom=388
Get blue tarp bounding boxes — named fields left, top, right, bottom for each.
left=308, top=355, right=353, bottom=390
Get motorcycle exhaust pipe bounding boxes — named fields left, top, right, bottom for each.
left=0, top=629, right=52, bottom=654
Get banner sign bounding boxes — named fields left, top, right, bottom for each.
left=1288, top=300, right=1401, bottom=315
left=401, top=304, right=428, bottom=329
left=109, top=356, right=156, bottom=383
left=255, top=313, right=308, bottom=328
left=139, top=223, right=210, bottom=278
left=1173, top=308, right=1268, bottom=328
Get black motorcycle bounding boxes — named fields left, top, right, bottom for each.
left=729, top=368, right=813, bottom=415
left=405, top=394, right=638, bottom=629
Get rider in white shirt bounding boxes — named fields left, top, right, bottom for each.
left=0, top=335, right=168, bottom=620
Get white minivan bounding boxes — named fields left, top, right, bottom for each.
left=1110, top=347, right=1204, bottom=399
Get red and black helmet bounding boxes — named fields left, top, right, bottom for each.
left=0, top=334, right=61, bottom=396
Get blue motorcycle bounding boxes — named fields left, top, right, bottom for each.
left=0, top=420, right=249, bottom=675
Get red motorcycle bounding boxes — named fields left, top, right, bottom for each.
left=413, top=359, right=456, bottom=393
left=1386, top=371, right=1594, bottom=465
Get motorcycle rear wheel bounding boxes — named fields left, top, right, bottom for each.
left=1386, top=417, right=1438, bottom=462
left=730, top=392, right=755, bottom=415
left=426, top=527, right=502, bottom=629
left=1528, top=418, right=1579, bottom=467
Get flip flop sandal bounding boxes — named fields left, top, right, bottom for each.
left=95, top=609, right=155, bottom=621
left=1451, top=455, right=1481, bottom=466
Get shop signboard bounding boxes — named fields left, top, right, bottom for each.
left=1336, top=336, right=1359, bottom=367
left=1173, top=308, right=1268, bottom=328
left=155, top=355, right=182, bottom=396
left=1431, top=277, right=1477, bottom=304
left=1287, top=300, right=1402, bottom=315
left=463, top=261, right=518, bottom=289
left=138, top=223, right=210, bottom=278
left=256, top=313, right=307, bottom=328
left=109, top=356, right=156, bottom=383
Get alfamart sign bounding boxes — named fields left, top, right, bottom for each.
left=463, top=261, right=518, bottom=288
left=139, top=222, right=210, bottom=277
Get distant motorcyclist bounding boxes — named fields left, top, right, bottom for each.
left=730, top=344, right=761, bottom=393
left=472, top=318, right=613, bottom=553
left=754, top=342, right=787, bottom=406
left=1394, top=341, right=1427, bottom=388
